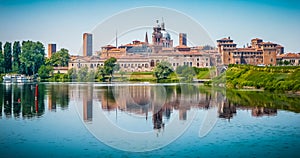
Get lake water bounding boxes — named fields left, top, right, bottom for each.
left=0, top=83, right=299, bottom=157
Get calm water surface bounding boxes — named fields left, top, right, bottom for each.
left=0, top=83, right=299, bottom=157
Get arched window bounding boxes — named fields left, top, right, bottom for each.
left=150, top=60, right=155, bottom=67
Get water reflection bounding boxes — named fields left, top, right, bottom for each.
left=0, top=83, right=69, bottom=119
left=1, top=83, right=299, bottom=122
left=47, top=84, right=69, bottom=111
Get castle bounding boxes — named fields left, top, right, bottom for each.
left=217, top=37, right=284, bottom=66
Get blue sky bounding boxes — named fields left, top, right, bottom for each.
left=0, top=0, right=300, bottom=55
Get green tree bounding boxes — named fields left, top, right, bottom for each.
left=104, top=57, right=119, bottom=80
left=283, top=60, right=290, bottom=66
left=19, top=41, right=45, bottom=75
left=181, top=66, right=196, bottom=82
left=153, top=61, right=173, bottom=80
left=67, top=68, right=77, bottom=80
left=97, top=66, right=106, bottom=81
left=38, top=65, right=53, bottom=79
left=77, top=66, right=89, bottom=82
left=175, top=65, right=188, bottom=75
left=0, top=42, right=4, bottom=73
left=50, top=48, right=70, bottom=67
left=4, top=42, right=12, bottom=73
left=12, top=41, right=21, bottom=73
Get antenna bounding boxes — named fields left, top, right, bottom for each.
left=116, top=30, right=118, bottom=48
left=161, top=17, right=165, bottom=30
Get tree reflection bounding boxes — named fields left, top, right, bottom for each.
left=0, top=83, right=46, bottom=119
left=47, top=84, right=70, bottom=111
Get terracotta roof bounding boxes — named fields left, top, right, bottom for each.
left=102, top=45, right=116, bottom=48
left=261, top=42, right=277, bottom=45
left=251, top=38, right=262, bottom=41
left=277, top=53, right=300, bottom=59
left=175, top=45, right=190, bottom=48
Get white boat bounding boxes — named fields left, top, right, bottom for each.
left=17, top=75, right=27, bottom=83
left=3, top=74, right=12, bottom=83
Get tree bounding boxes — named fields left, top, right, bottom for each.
left=181, top=66, right=196, bottom=82
left=97, top=66, right=106, bottom=81
left=4, top=42, right=12, bottom=73
left=19, top=41, right=45, bottom=75
left=77, top=66, right=89, bottom=82
left=283, top=60, right=290, bottom=66
left=175, top=65, right=188, bottom=74
left=104, top=57, right=119, bottom=81
left=12, top=41, right=21, bottom=73
left=67, top=68, right=77, bottom=80
left=0, top=42, right=4, bottom=73
left=176, top=65, right=196, bottom=82
left=38, top=65, right=53, bottom=79
left=50, top=48, right=70, bottom=67
left=153, top=61, right=173, bottom=80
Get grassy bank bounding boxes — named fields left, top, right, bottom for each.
left=213, top=65, right=300, bottom=92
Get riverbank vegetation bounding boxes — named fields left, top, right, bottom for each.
left=213, top=64, right=300, bottom=92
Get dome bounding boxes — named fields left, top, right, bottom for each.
left=155, top=32, right=162, bottom=38
left=161, top=30, right=170, bottom=39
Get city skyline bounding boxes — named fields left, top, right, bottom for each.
left=0, top=0, right=300, bottom=54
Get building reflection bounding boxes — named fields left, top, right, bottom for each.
left=95, top=85, right=216, bottom=130
left=83, top=85, right=93, bottom=122
left=218, top=98, right=236, bottom=121
left=0, top=83, right=283, bottom=122
left=47, top=84, right=69, bottom=111
left=252, top=107, right=277, bottom=117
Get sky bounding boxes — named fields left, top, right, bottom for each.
left=0, top=0, right=300, bottom=55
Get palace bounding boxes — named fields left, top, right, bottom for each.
left=217, top=37, right=284, bottom=66
left=69, top=20, right=219, bottom=72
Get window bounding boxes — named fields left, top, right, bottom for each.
left=271, top=58, right=273, bottom=62
left=150, top=60, right=155, bottom=67
left=197, top=63, right=199, bottom=66
left=190, top=62, right=192, bottom=66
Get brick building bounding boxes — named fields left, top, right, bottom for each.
left=217, top=37, right=284, bottom=66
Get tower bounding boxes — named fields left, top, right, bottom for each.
left=217, top=37, right=236, bottom=65
left=83, top=33, right=93, bottom=56
left=179, top=33, right=187, bottom=46
left=48, top=44, right=56, bottom=58
left=145, top=32, right=149, bottom=44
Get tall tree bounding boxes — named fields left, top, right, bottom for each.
left=19, top=41, right=45, bottom=75
left=0, top=42, right=4, bottom=73
left=104, top=57, right=118, bottom=77
left=153, top=61, right=173, bottom=80
left=4, top=42, right=12, bottom=73
left=50, top=48, right=70, bottom=67
left=12, top=41, right=21, bottom=73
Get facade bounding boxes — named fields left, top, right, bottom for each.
left=48, top=44, right=56, bottom=58
left=277, top=53, right=300, bottom=66
left=83, top=33, right=93, bottom=56
left=217, top=37, right=284, bottom=66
